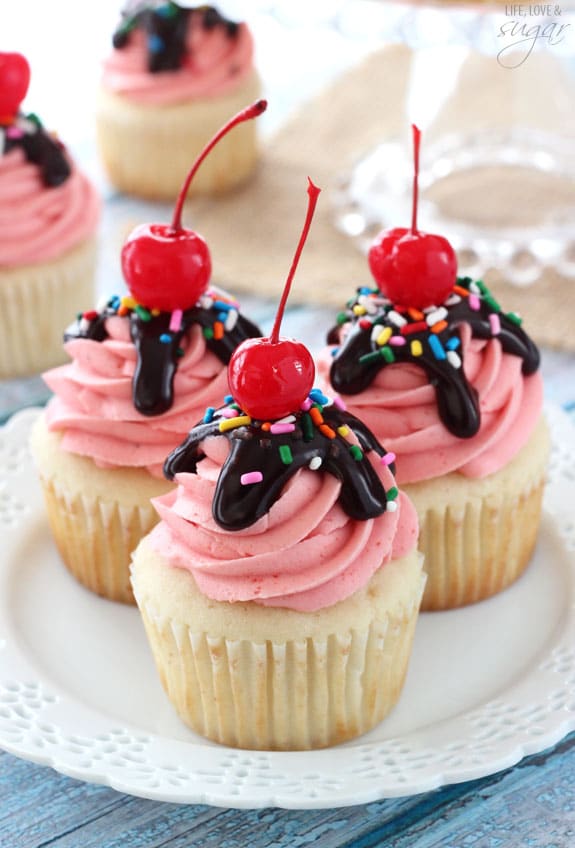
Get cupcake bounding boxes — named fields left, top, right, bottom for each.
left=131, top=180, right=424, bottom=750
left=30, top=103, right=264, bottom=604
left=0, top=52, right=100, bottom=379
left=318, top=127, right=549, bottom=611
left=97, top=2, right=261, bottom=199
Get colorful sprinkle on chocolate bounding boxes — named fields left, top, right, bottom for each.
left=328, top=277, right=540, bottom=439
left=63, top=285, right=261, bottom=417
left=270, top=422, right=296, bottom=435
left=279, top=445, right=293, bottom=465
left=164, top=387, right=397, bottom=530
left=218, top=415, right=252, bottom=433
left=349, top=444, right=363, bottom=461
left=241, top=471, right=263, bottom=486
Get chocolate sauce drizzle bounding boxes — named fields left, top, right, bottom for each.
left=64, top=292, right=261, bottom=417
left=164, top=394, right=395, bottom=531
left=1, top=114, right=70, bottom=187
left=328, top=277, right=540, bottom=439
left=113, top=2, right=240, bottom=73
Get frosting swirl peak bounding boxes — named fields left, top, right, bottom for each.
left=150, top=426, right=418, bottom=611
left=319, top=278, right=543, bottom=484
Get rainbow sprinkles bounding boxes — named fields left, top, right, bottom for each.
left=164, top=388, right=399, bottom=531
left=67, top=287, right=260, bottom=416
left=328, top=277, right=539, bottom=440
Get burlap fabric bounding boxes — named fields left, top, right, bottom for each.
left=183, top=45, right=575, bottom=350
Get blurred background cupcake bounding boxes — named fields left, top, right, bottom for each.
left=0, top=52, right=100, bottom=380
left=96, top=1, right=262, bottom=199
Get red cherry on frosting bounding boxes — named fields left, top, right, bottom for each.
left=0, top=52, right=30, bottom=119
left=228, top=178, right=320, bottom=421
left=368, top=227, right=456, bottom=310
left=121, top=99, right=267, bottom=312
left=368, top=125, right=457, bottom=309
left=122, top=223, right=211, bottom=313
left=227, top=336, right=315, bottom=421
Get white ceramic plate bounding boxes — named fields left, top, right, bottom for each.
left=0, top=406, right=574, bottom=809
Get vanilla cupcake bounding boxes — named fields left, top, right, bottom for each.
left=31, top=103, right=264, bottom=604
left=0, top=52, right=99, bottom=379
left=319, top=279, right=548, bottom=611
left=132, top=387, right=423, bottom=750
left=97, top=2, right=261, bottom=199
left=131, top=180, right=424, bottom=750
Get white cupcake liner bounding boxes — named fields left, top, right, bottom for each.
left=132, top=549, right=425, bottom=750
left=0, top=237, right=97, bottom=379
left=41, top=476, right=162, bottom=605
left=411, top=476, right=546, bottom=610
left=404, top=418, right=549, bottom=610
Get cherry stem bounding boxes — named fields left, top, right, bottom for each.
left=269, top=178, right=321, bottom=345
left=170, top=98, right=267, bottom=231
left=411, top=123, right=421, bottom=235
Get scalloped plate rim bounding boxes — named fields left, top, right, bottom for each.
left=0, top=404, right=573, bottom=809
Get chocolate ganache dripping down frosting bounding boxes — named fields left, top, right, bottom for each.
left=64, top=289, right=261, bottom=417
left=164, top=389, right=397, bottom=531
left=1, top=113, right=70, bottom=187
left=113, top=2, right=240, bottom=73
left=328, top=277, right=540, bottom=439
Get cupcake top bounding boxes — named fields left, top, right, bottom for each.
left=102, top=2, right=255, bottom=104
left=320, top=125, right=543, bottom=485
left=150, top=386, right=418, bottom=611
left=164, top=387, right=401, bottom=530
left=0, top=53, right=99, bottom=268
left=322, top=277, right=543, bottom=484
left=44, top=287, right=261, bottom=477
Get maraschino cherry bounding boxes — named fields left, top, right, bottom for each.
left=0, top=52, right=30, bottom=122
left=228, top=178, right=320, bottom=421
left=368, top=124, right=457, bottom=309
left=121, top=99, right=267, bottom=313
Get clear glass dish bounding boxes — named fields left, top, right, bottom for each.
left=332, top=1, right=575, bottom=285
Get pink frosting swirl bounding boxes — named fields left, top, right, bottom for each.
left=149, top=434, right=418, bottom=612
left=0, top=148, right=99, bottom=267
left=101, top=20, right=254, bottom=104
left=44, top=315, right=231, bottom=477
left=318, top=323, right=543, bottom=485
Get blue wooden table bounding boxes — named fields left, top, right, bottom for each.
left=1, top=733, right=574, bottom=847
